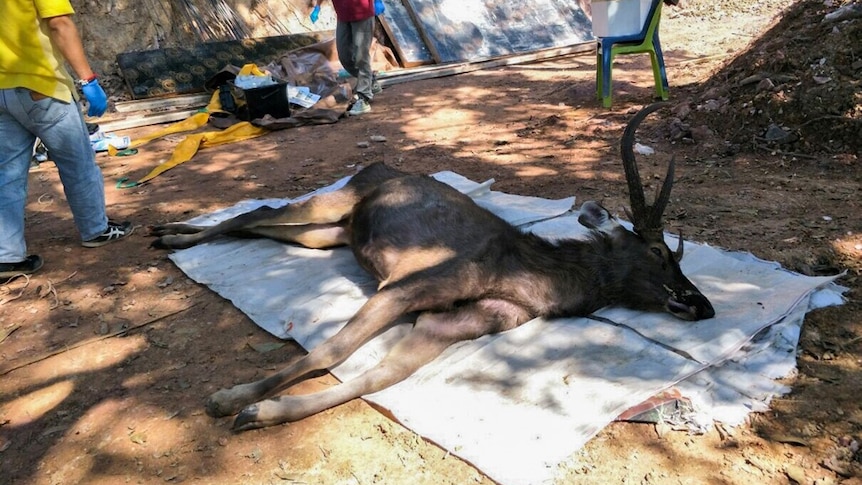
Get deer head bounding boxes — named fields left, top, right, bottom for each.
left=580, top=103, right=715, bottom=321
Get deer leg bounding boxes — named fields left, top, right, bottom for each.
left=205, top=290, right=411, bottom=418
left=240, top=223, right=349, bottom=249
left=231, top=298, right=533, bottom=431
left=152, top=188, right=363, bottom=249
left=148, top=223, right=209, bottom=235
left=152, top=221, right=348, bottom=249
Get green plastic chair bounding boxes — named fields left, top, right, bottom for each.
left=595, top=0, right=669, bottom=108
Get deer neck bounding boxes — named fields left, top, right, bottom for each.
left=506, top=234, right=623, bottom=317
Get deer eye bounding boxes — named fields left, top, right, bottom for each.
left=650, top=247, right=663, bottom=258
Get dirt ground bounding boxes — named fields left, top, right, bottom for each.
left=2, top=0, right=861, bottom=484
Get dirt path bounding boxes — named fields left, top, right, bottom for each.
left=2, top=1, right=860, bottom=484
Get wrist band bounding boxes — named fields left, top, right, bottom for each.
left=77, top=74, right=98, bottom=86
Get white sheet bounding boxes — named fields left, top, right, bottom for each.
left=169, top=172, right=844, bottom=485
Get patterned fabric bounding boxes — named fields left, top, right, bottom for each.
left=0, top=0, right=77, bottom=102
left=116, top=34, right=324, bottom=99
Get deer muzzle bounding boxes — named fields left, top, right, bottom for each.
left=666, top=287, right=716, bottom=321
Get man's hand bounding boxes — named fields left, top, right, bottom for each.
left=82, top=78, right=107, bottom=117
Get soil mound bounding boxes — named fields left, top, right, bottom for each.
left=686, top=0, right=861, bottom=156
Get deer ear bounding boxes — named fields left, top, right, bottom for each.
left=578, top=201, right=621, bottom=233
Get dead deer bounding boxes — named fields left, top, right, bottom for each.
left=150, top=102, right=715, bottom=431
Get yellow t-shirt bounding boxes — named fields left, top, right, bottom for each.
left=0, top=0, right=78, bottom=102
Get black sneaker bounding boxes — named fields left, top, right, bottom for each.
left=82, top=221, right=134, bottom=248
left=0, top=255, right=43, bottom=279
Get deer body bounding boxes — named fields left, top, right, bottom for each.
left=351, top=173, right=607, bottom=318
left=150, top=103, right=714, bottom=431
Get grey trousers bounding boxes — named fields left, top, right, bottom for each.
left=336, top=16, right=375, bottom=102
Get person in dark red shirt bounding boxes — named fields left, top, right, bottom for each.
left=312, top=0, right=382, bottom=116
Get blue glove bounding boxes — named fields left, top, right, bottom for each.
left=310, top=5, right=320, bottom=23
left=374, top=0, right=385, bottom=15
left=81, top=78, right=107, bottom=117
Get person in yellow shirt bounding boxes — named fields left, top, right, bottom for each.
left=0, top=0, right=133, bottom=278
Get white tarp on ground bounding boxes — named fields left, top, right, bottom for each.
left=169, top=171, right=845, bottom=485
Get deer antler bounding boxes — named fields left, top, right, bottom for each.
left=621, top=103, right=685, bottom=261
left=620, top=103, right=674, bottom=239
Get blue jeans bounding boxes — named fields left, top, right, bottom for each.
left=0, top=88, right=108, bottom=263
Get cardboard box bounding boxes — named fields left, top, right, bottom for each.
left=592, top=0, right=652, bottom=37
left=230, top=82, right=291, bottom=121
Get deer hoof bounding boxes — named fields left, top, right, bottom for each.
left=232, top=404, right=264, bottom=431
left=205, top=389, right=246, bottom=418
left=151, top=235, right=184, bottom=249
left=147, top=224, right=171, bottom=237
left=232, top=398, right=296, bottom=431
left=149, top=238, right=170, bottom=249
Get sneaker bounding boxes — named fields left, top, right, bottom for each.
left=371, top=80, right=382, bottom=94
left=33, top=141, right=49, bottom=162
left=0, top=255, right=43, bottom=279
left=82, top=220, right=134, bottom=248
left=348, top=97, right=371, bottom=116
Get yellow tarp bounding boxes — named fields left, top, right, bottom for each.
left=115, top=76, right=270, bottom=188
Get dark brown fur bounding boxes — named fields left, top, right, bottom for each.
left=150, top=103, right=714, bottom=431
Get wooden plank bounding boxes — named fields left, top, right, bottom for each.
left=113, top=93, right=212, bottom=113
left=98, top=110, right=200, bottom=133
left=399, top=0, right=444, bottom=64
left=379, top=0, right=434, bottom=67
left=402, top=0, right=593, bottom=64
left=377, top=42, right=595, bottom=87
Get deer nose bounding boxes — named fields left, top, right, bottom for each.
left=686, top=292, right=715, bottom=320
left=667, top=289, right=715, bottom=321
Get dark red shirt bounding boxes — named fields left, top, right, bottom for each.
left=331, top=0, right=375, bottom=22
